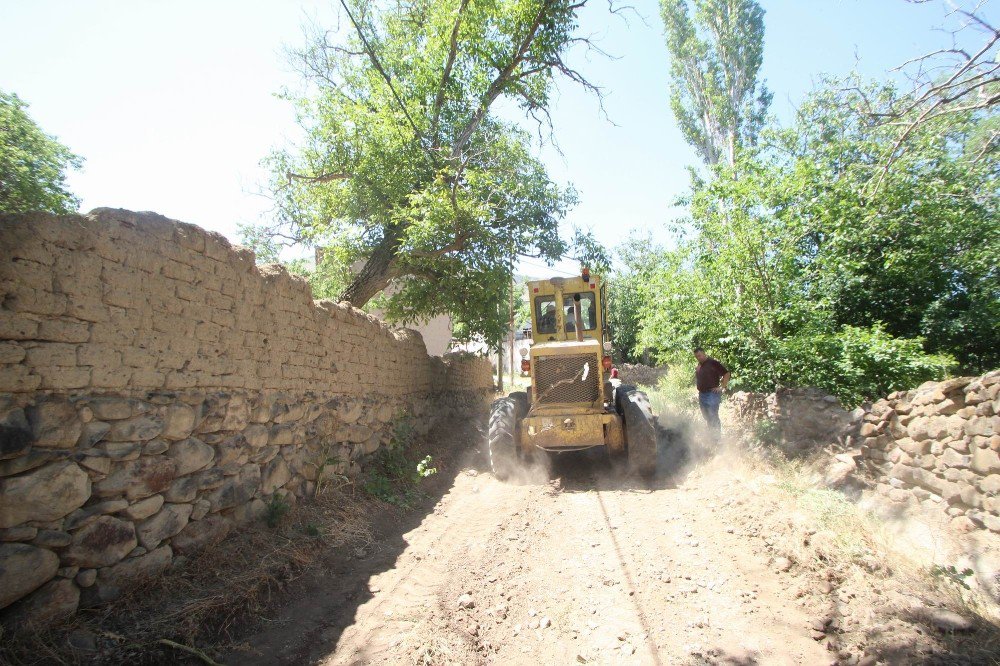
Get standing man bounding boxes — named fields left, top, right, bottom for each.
left=694, top=347, right=730, bottom=440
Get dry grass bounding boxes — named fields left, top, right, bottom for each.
left=732, top=445, right=1000, bottom=662
left=0, top=484, right=381, bottom=666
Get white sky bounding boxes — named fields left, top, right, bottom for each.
left=2, top=0, right=992, bottom=277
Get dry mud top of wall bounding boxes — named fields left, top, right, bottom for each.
left=0, top=207, right=449, bottom=395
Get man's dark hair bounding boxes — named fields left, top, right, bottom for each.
left=693, top=347, right=705, bottom=354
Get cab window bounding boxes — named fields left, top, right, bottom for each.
left=563, top=292, right=597, bottom=332
left=535, top=296, right=558, bottom=334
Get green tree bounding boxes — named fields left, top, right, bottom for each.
left=606, top=233, right=663, bottom=363
left=0, top=91, right=82, bottom=214
left=237, top=222, right=283, bottom=264
left=659, top=0, right=771, bottom=166
left=268, top=0, right=604, bottom=349
left=637, top=78, right=994, bottom=404
left=569, top=226, right=612, bottom=276
left=778, top=82, right=998, bottom=374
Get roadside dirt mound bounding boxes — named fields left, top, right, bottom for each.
left=616, top=364, right=670, bottom=388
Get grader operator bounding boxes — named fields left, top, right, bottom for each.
left=487, top=268, right=657, bottom=479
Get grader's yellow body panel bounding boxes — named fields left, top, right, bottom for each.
left=518, top=339, right=625, bottom=454
left=519, top=275, right=623, bottom=453
left=488, top=270, right=657, bottom=479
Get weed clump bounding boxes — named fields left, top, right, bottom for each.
left=362, top=412, right=438, bottom=509
left=265, top=494, right=290, bottom=527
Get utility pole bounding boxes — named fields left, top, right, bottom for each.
left=496, top=297, right=504, bottom=394
left=509, top=278, right=516, bottom=389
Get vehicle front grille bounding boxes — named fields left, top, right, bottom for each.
left=534, top=353, right=600, bottom=405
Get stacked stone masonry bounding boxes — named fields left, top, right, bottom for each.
left=0, top=209, right=494, bottom=627
left=729, top=386, right=859, bottom=452
left=731, top=373, right=1000, bottom=536
left=861, top=372, right=1000, bottom=534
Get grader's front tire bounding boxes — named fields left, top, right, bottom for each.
left=619, top=387, right=657, bottom=478
left=488, top=392, right=527, bottom=481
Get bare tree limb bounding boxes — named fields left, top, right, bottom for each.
left=845, top=0, right=1000, bottom=191
left=287, top=171, right=352, bottom=183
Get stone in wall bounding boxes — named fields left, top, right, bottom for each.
left=0, top=461, right=90, bottom=528
left=861, top=370, right=1000, bottom=535
left=728, top=371, right=1000, bottom=538
left=0, top=543, right=60, bottom=609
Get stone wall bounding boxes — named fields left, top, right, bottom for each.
left=0, top=209, right=494, bottom=626
left=729, top=387, right=860, bottom=452
left=616, top=363, right=669, bottom=388
left=729, top=373, right=1000, bottom=535
left=860, top=372, right=1000, bottom=534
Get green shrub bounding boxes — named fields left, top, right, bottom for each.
left=930, top=564, right=975, bottom=590
left=265, top=494, right=290, bottom=528
left=831, top=325, right=954, bottom=405
left=361, top=412, right=436, bottom=508
left=644, top=354, right=699, bottom=415
left=753, top=418, right=781, bottom=447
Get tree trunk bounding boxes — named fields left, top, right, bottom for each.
left=339, top=230, right=401, bottom=306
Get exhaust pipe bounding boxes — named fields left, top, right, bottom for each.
left=572, top=294, right=584, bottom=342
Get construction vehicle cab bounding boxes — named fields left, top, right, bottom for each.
left=487, top=269, right=657, bottom=478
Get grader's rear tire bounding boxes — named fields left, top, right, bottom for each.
left=488, top=392, right=527, bottom=480
left=618, top=386, right=657, bottom=478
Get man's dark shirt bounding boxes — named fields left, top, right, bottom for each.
left=695, top=358, right=729, bottom=392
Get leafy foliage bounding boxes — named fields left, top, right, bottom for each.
left=605, top=233, right=664, bottom=363
left=636, top=78, right=994, bottom=405
left=0, top=90, right=83, bottom=214
left=930, top=564, right=975, bottom=591
left=266, top=0, right=606, bottom=348
left=569, top=226, right=612, bottom=276
left=362, top=412, right=437, bottom=508
left=237, top=222, right=283, bottom=264
left=659, top=0, right=771, bottom=166
left=286, top=253, right=355, bottom=302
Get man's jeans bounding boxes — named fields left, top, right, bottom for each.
left=698, top=390, right=722, bottom=439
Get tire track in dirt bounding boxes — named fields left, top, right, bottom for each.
left=238, top=458, right=835, bottom=665
left=232, top=429, right=1000, bottom=666
left=320, top=475, right=534, bottom=665
left=431, top=457, right=832, bottom=665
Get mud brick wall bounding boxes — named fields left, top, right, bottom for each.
left=0, top=209, right=494, bottom=626
left=861, top=372, right=1000, bottom=533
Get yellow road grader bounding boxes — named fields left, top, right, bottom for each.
left=488, top=269, right=657, bottom=478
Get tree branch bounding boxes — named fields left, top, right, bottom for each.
left=430, top=0, right=471, bottom=145
left=339, top=0, right=425, bottom=144
left=450, top=0, right=555, bottom=159
left=287, top=171, right=352, bottom=183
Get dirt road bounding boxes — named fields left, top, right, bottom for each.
left=225, top=417, right=1000, bottom=666
left=229, top=437, right=843, bottom=664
